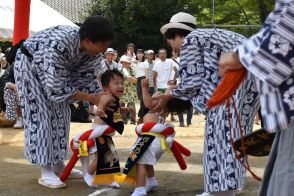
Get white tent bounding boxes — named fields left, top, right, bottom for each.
left=0, top=0, right=78, bottom=42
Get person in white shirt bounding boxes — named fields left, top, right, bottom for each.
left=153, top=48, right=177, bottom=93
left=123, top=43, right=136, bottom=63
left=100, top=48, right=118, bottom=73
left=153, top=48, right=177, bottom=122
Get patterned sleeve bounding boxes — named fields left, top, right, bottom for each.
left=42, top=45, right=76, bottom=102
left=171, top=34, right=205, bottom=101
left=238, top=1, right=294, bottom=88
left=71, top=54, right=103, bottom=95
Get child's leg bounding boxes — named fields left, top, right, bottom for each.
left=88, top=153, right=98, bottom=175
left=131, top=164, right=147, bottom=196
left=145, top=165, right=154, bottom=178
left=145, top=165, right=158, bottom=192
left=80, top=154, right=96, bottom=187
left=136, top=163, right=147, bottom=187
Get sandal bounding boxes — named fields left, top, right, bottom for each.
left=38, top=178, right=66, bottom=189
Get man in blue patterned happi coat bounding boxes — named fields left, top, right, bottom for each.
left=154, top=12, right=260, bottom=196
left=14, top=16, right=115, bottom=189
left=220, top=1, right=294, bottom=195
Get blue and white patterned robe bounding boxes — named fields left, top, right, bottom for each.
left=14, top=26, right=102, bottom=165
left=171, top=29, right=260, bottom=192
left=238, top=0, right=294, bottom=133
left=237, top=1, right=294, bottom=195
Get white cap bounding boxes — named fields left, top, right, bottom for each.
left=105, top=48, right=115, bottom=54
left=160, top=12, right=196, bottom=34
left=146, top=50, right=154, bottom=54
left=119, top=55, right=131, bottom=64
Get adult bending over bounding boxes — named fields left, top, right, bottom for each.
left=14, top=16, right=114, bottom=189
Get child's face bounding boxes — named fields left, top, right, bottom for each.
left=104, top=75, right=124, bottom=97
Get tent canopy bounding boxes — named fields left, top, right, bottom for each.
left=0, top=0, right=78, bottom=42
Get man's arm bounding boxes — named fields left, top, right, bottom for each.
left=172, top=66, right=178, bottom=85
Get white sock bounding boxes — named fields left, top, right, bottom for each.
left=131, top=187, right=147, bottom=196
left=146, top=176, right=158, bottom=192
left=83, top=172, right=94, bottom=187
left=41, top=165, right=59, bottom=181
left=147, top=176, right=157, bottom=184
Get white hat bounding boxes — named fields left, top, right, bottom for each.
left=105, top=48, right=115, bottom=54
left=160, top=12, right=196, bottom=34
left=119, top=55, right=131, bottom=64
left=146, top=50, right=154, bottom=55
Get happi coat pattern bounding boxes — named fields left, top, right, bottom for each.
left=14, top=25, right=102, bottom=165
left=238, top=0, right=294, bottom=133
left=237, top=1, right=294, bottom=195
left=171, top=29, right=260, bottom=192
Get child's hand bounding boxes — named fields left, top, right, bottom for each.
left=141, top=79, right=149, bottom=88
left=165, top=85, right=177, bottom=95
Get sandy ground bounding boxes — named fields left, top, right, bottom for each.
left=0, top=114, right=267, bottom=196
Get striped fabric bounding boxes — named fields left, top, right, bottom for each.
left=238, top=0, right=294, bottom=132
left=171, top=29, right=245, bottom=114
left=14, top=25, right=102, bottom=165
left=147, top=60, right=155, bottom=87
left=170, top=28, right=260, bottom=192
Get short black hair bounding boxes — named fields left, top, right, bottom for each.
left=6, top=39, right=25, bottom=65
left=136, top=49, right=145, bottom=61
left=127, top=43, right=135, bottom=48
left=158, top=48, right=167, bottom=53
left=164, top=28, right=191, bottom=40
left=79, top=15, right=114, bottom=43
left=166, top=98, right=192, bottom=114
left=100, top=69, right=124, bottom=87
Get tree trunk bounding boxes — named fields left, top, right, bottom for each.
left=256, top=0, right=269, bottom=23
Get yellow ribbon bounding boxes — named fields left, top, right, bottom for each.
left=141, top=132, right=172, bottom=155
left=78, top=140, right=89, bottom=156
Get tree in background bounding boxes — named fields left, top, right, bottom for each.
left=83, top=0, right=274, bottom=54
left=84, top=0, right=197, bottom=54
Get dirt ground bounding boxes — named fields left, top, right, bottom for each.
left=0, top=114, right=267, bottom=196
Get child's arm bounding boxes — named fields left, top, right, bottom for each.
left=141, top=79, right=156, bottom=109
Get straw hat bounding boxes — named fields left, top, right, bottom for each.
left=160, top=12, right=196, bottom=34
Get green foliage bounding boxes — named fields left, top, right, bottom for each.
left=84, top=0, right=274, bottom=54
left=0, top=42, right=12, bottom=54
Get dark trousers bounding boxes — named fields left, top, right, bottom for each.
left=178, top=107, right=193, bottom=125
left=136, top=76, right=146, bottom=119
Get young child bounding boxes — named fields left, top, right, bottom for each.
left=80, top=69, right=132, bottom=188
left=117, top=79, right=192, bottom=196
